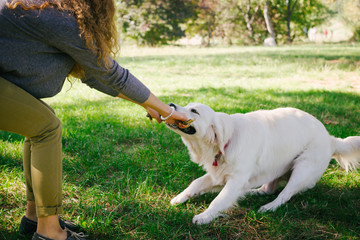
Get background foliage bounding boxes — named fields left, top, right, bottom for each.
left=116, top=0, right=360, bottom=46
left=116, top=0, right=196, bottom=45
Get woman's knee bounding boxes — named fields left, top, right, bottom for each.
left=0, top=78, right=62, bottom=139
left=30, top=115, right=62, bottom=144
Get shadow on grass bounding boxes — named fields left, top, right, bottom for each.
left=233, top=179, right=360, bottom=239
left=0, top=230, right=27, bottom=240
left=1, top=86, right=359, bottom=239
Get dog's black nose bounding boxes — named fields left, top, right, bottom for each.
left=169, top=103, right=177, bottom=110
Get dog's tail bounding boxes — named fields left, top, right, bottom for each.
left=331, top=136, right=360, bottom=172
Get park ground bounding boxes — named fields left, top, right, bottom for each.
left=1, top=43, right=360, bottom=239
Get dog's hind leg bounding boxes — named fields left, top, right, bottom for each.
left=248, top=171, right=291, bottom=196
left=247, top=178, right=280, bottom=196
left=171, top=173, right=217, bottom=205
left=258, top=148, right=331, bottom=213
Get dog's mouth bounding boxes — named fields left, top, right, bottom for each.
left=165, top=103, right=196, bottom=135
left=167, top=123, right=196, bottom=135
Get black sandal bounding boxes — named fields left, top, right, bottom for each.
left=32, top=229, right=87, bottom=240
left=19, top=215, right=79, bottom=236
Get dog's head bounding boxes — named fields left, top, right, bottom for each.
left=166, top=103, right=232, bottom=154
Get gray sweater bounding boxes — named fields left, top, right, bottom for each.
left=0, top=0, right=150, bottom=103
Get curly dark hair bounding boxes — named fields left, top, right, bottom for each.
left=7, top=0, right=119, bottom=78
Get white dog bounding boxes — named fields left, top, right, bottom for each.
left=166, top=103, right=360, bottom=225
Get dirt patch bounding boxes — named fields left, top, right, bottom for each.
left=302, top=75, right=360, bottom=91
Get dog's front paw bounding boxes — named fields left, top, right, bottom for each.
left=170, top=193, right=189, bottom=205
left=192, top=211, right=217, bottom=225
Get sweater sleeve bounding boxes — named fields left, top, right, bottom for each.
left=39, top=8, right=150, bottom=103
left=81, top=76, right=119, bottom=97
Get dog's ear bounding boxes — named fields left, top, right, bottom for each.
left=206, top=112, right=233, bottom=154
left=205, top=124, right=217, bottom=145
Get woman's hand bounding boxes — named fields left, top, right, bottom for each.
left=146, top=106, right=188, bottom=125
left=141, top=93, right=187, bottom=125
left=118, top=92, right=188, bottom=125
left=163, top=109, right=188, bottom=125
left=146, top=107, right=162, bottom=123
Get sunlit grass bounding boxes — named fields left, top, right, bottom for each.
left=1, top=43, right=359, bottom=239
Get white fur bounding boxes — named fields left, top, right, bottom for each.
left=167, top=103, right=360, bottom=225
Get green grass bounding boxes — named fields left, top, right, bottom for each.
left=1, top=43, right=360, bottom=239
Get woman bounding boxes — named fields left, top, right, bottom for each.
left=0, top=0, right=187, bottom=239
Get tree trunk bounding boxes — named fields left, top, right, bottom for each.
left=263, top=1, right=276, bottom=40
left=206, top=15, right=212, bottom=47
left=286, top=0, right=292, bottom=43
left=286, top=2, right=291, bottom=43
left=337, top=0, right=342, bottom=13
left=244, top=12, right=254, bottom=42
left=239, top=0, right=260, bottom=43
left=285, top=0, right=298, bottom=44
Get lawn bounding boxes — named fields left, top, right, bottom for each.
left=1, top=43, right=360, bottom=239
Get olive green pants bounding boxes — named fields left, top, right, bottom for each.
left=0, top=77, right=63, bottom=217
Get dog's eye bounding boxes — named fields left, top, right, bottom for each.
left=191, top=109, right=199, bottom=115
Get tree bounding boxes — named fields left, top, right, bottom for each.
left=285, top=0, right=298, bottom=43
left=269, top=0, right=329, bottom=44
left=264, top=0, right=276, bottom=40
left=117, top=0, right=196, bottom=45
left=187, top=0, right=266, bottom=45
left=185, top=0, right=219, bottom=46
left=235, top=0, right=262, bottom=43
left=332, top=0, right=360, bottom=41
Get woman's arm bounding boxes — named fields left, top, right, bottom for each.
left=118, top=93, right=187, bottom=124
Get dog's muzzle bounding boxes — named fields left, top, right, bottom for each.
left=167, top=103, right=196, bottom=135
left=167, top=123, right=196, bottom=135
